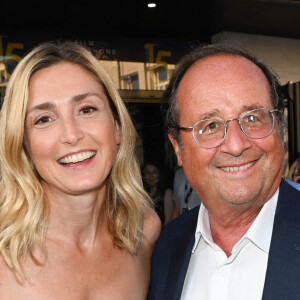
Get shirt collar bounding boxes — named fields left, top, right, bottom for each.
left=192, top=188, right=279, bottom=253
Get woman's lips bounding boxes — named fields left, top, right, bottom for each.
left=58, top=150, right=96, bottom=165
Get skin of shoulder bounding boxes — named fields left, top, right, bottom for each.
left=0, top=210, right=161, bottom=300
left=141, top=207, right=162, bottom=255
left=164, top=188, right=173, bottom=198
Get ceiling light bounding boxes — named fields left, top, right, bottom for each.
left=147, top=3, right=156, bottom=8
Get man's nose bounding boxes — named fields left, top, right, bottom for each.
left=59, top=117, right=84, bottom=146
left=219, top=119, right=251, bottom=156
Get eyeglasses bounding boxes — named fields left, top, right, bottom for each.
left=178, top=108, right=279, bottom=149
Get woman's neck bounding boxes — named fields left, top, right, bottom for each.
left=44, top=185, right=107, bottom=250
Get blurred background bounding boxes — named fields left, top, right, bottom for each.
left=0, top=0, right=299, bottom=181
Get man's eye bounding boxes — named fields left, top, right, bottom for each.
left=207, top=122, right=219, bottom=130
left=80, top=106, right=97, bottom=114
left=204, top=121, right=220, bottom=133
left=35, top=116, right=51, bottom=125
left=245, top=115, right=258, bottom=122
left=198, top=121, right=220, bottom=135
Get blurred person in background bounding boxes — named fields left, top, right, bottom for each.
left=286, top=156, right=300, bottom=190
left=142, top=161, right=174, bottom=224
left=292, top=159, right=300, bottom=183
left=288, top=156, right=300, bottom=183
left=172, top=167, right=201, bottom=218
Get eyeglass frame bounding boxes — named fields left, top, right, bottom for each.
left=177, top=108, right=279, bottom=149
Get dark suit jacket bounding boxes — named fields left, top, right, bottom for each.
left=148, top=179, right=300, bottom=300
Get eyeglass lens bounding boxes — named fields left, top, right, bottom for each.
left=193, top=108, right=275, bottom=148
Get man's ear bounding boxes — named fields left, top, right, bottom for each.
left=168, top=132, right=183, bottom=166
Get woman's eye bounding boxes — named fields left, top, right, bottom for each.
left=80, top=106, right=97, bottom=114
left=34, top=116, right=52, bottom=125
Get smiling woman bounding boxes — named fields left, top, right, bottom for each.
left=0, top=41, right=161, bottom=299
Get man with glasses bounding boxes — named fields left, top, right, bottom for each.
left=148, top=44, right=300, bottom=300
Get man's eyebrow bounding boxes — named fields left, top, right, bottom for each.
left=197, top=104, right=264, bottom=120
left=198, top=109, right=220, bottom=120
left=27, top=93, right=103, bottom=114
left=241, top=104, right=264, bottom=111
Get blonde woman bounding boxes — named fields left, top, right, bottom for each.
left=0, top=41, right=161, bottom=299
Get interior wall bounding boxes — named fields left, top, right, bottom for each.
left=212, top=31, right=300, bottom=85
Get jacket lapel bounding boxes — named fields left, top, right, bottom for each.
left=164, top=208, right=199, bottom=300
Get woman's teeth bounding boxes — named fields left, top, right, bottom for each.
left=59, top=151, right=96, bottom=164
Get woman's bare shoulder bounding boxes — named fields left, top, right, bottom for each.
left=0, top=255, right=20, bottom=292
left=141, top=208, right=161, bottom=251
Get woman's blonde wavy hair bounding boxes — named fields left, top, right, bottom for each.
left=0, top=41, right=152, bottom=281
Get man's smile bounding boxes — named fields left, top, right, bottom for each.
left=219, top=161, right=256, bottom=172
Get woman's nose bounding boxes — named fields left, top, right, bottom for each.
left=59, top=117, right=84, bottom=145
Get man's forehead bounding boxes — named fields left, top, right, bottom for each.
left=182, top=54, right=263, bottom=81
left=176, top=54, right=272, bottom=121
left=177, top=54, right=269, bottom=99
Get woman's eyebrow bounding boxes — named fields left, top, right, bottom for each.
left=27, top=102, right=55, bottom=114
left=27, top=93, right=104, bottom=114
left=71, top=92, right=103, bottom=103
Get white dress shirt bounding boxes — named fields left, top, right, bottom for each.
left=181, top=188, right=279, bottom=300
